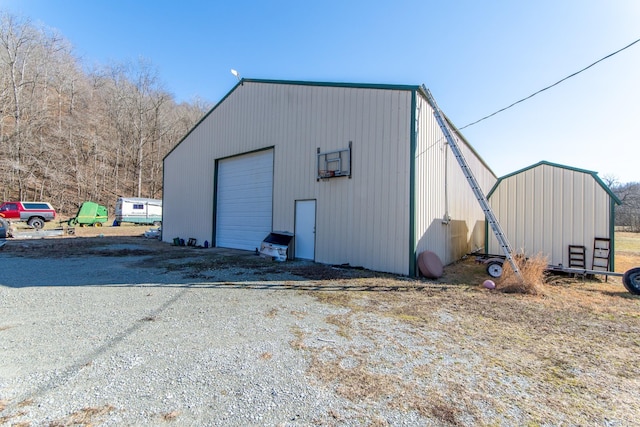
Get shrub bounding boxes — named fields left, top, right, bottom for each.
left=497, top=253, right=548, bottom=295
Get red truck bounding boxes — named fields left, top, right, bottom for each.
left=0, top=201, right=57, bottom=229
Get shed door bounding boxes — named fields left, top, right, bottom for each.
left=295, top=200, right=316, bottom=260
left=216, top=149, right=273, bottom=251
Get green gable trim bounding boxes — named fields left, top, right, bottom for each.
left=242, top=78, right=420, bottom=92
left=163, top=79, right=244, bottom=161
left=164, top=78, right=421, bottom=161
left=487, top=160, right=622, bottom=205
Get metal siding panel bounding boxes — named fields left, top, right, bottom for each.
left=264, top=83, right=411, bottom=274
left=414, top=95, right=496, bottom=266
left=527, top=168, right=538, bottom=256
left=571, top=171, right=582, bottom=244
left=161, top=132, right=215, bottom=245
left=415, top=96, right=447, bottom=263
left=487, top=163, right=615, bottom=268
left=537, top=168, right=548, bottom=261
left=583, top=176, right=596, bottom=268
left=523, top=169, right=534, bottom=252
left=548, top=165, right=564, bottom=265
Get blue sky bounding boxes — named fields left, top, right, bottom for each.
left=1, top=0, right=639, bottom=183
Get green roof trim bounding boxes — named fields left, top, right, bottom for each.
left=163, top=78, right=244, bottom=161
left=241, top=78, right=421, bottom=92
left=164, top=78, right=423, bottom=161
left=487, top=160, right=622, bottom=205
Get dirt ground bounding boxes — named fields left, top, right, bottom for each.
left=2, top=226, right=640, bottom=425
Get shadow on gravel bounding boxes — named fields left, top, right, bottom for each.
left=0, top=284, right=195, bottom=416
left=104, top=280, right=452, bottom=292
left=0, top=235, right=456, bottom=290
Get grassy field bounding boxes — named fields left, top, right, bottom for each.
left=614, top=231, right=640, bottom=272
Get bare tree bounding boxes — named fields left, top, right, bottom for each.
left=1, top=13, right=80, bottom=206
left=0, top=13, right=39, bottom=199
left=0, top=12, right=207, bottom=216
left=614, top=182, right=640, bottom=232
left=601, top=174, right=619, bottom=189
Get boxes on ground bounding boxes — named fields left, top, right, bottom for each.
left=259, top=232, right=294, bottom=261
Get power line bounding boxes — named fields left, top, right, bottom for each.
left=459, top=37, right=640, bottom=130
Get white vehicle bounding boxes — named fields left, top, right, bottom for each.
left=114, top=197, right=162, bottom=226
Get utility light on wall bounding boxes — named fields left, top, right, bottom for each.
left=230, top=69, right=241, bottom=82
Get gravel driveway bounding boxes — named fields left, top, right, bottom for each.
left=0, top=236, right=423, bottom=426
left=2, top=234, right=639, bottom=426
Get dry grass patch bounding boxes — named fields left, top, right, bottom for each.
left=325, top=313, right=353, bottom=338
left=260, top=352, right=273, bottom=360
left=289, top=326, right=307, bottom=350
left=17, top=399, right=34, bottom=408
left=311, top=289, right=357, bottom=308
left=616, top=251, right=640, bottom=273
left=0, top=399, right=33, bottom=426
left=161, top=410, right=180, bottom=421
left=265, top=307, right=279, bottom=318
left=49, top=404, right=116, bottom=426
left=497, top=253, right=547, bottom=295
left=301, top=251, right=640, bottom=425
left=427, top=396, right=462, bottom=426
left=327, top=407, right=343, bottom=420
left=309, top=356, right=397, bottom=402
left=290, top=310, right=307, bottom=319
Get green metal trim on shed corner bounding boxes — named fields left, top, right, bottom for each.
left=610, top=197, right=616, bottom=271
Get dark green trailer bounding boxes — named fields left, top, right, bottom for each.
left=68, top=201, right=108, bottom=227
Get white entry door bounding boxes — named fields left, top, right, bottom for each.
left=295, top=200, right=316, bottom=260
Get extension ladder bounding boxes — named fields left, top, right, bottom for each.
left=423, top=86, right=523, bottom=281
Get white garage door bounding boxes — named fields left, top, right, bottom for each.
left=216, top=149, right=273, bottom=251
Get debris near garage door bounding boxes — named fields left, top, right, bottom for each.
left=260, top=232, right=294, bottom=261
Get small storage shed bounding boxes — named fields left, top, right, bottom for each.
left=486, top=161, right=622, bottom=270
left=163, top=79, right=497, bottom=276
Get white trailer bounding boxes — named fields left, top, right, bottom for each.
left=114, top=197, right=162, bottom=226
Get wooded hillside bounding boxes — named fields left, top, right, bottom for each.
left=1, top=13, right=208, bottom=216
